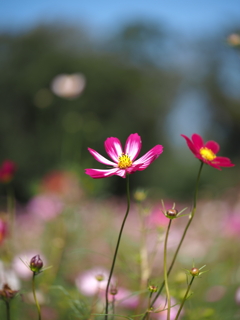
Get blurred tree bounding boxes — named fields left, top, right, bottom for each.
left=0, top=23, right=180, bottom=200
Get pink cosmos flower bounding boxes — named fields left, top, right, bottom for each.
left=0, top=160, right=17, bottom=183
left=75, top=268, right=113, bottom=296
left=85, top=133, right=163, bottom=179
left=181, top=133, right=234, bottom=170
left=101, top=287, right=139, bottom=309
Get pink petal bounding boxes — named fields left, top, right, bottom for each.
left=212, top=157, right=235, bottom=167
left=132, top=145, right=163, bottom=170
left=85, top=168, right=122, bottom=179
left=192, top=134, right=204, bottom=150
left=124, top=133, right=142, bottom=161
left=205, top=141, right=220, bottom=154
left=88, top=148, right=116, bottom=166
left=208, top=162, right=222, bottom=170
left=181, top=134, right=198, bottom=155
left=104, top=137, right=123, bottom=162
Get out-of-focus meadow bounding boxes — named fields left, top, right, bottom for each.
left=1, top=4, right=240, bottom=319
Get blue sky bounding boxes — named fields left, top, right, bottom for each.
left=0, top=0, right=240, bottom=38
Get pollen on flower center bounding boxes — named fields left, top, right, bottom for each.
left=118, top=153, right=132, bottom=169
left=200, top=147, right=216, bottom=161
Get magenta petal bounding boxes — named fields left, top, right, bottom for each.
left=124, top=133, right=142, bottom=161
left=88, top=148, right=116, bottom=166
left=213, top=156, right=235, bottom=167
left=85, top=168, right=121, bottom=179
left=133, top=145, right=163, bottom=170
left=208, top=162, right=222, bottom=170
left=104, top=137, right=122, bottom=162
left=205, top=141, right=220, bottom=154
left=192, top=134, right=204, bottom=151
left=181, top=134, right=198, bottom=155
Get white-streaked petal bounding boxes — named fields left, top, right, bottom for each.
left=133, top=145, right=163, bottom=170
left=85, top=168, right=120, bottom=179
left=124, top=133, right=142, bottom=161
left=104, top=137, right=123, bottom=162
left=88, top=148, right=116, bottom=166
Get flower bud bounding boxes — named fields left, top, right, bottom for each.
left=0, top=284, right=18, bottom=302
left=110, top=286, right=118, bottom=296
left=166, top=209, right=178, bottom=218
left=148, top=285, right=158, bottom=293
left=134, top=189, right=147, bottom=202
left=30, top=255, right=43, bottom=274
left=190, top=267, right=200, bottom=276
left=95, top=274, right=104, bottom=282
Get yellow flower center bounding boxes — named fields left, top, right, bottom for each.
left=200, top=147, right=216, bottom=161
left=118, top=153, right=132, bottom=169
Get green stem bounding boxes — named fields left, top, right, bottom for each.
left=105, top=175, right=131, bottom=320
left=32, top=273, right=41, bottom=320
left=146, top=291, right=154, bottom=320
left=164, top=219, right=172, bottom=320
left=5, top=301, right=10, bottom=320
left=142, top=162, right=204, bottom=318
left=174, top=276, right=195, bottom=320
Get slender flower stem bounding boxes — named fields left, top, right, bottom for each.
left=146, top=291, right=154, bottom=320
left=105, top=175, right=131, bottom=320
left=174, top=276, right=195, bottom=320
left=142, top=162, right=204, bottom=319
left=164, top=219, right=172, bottom=320
left=5, top=301, right=10, bottom=320
left=32, top=273, right=41, bottom=320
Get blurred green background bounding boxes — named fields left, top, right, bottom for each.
left=0, top=2, right=240, bottom=202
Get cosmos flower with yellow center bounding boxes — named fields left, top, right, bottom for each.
left=181, top=133, right=234, bottom=170
left=85, top=133, right=163, bottom=179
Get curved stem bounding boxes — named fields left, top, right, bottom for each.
left=142, top=162, right=204, bottom=319
left=164, top=219, right=172, bottom=320
left=105, top=175, right=131, bottom=320
left=174, top=276, right=195, bottom=320
left=32, top=273, right=41, bottom=320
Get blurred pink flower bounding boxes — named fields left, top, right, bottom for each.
left=102, top=287, right=139, bottom=309
left=41, top=170, right=83, bottom=201
left=148, top=202, right=175, bottom=228
left=205, top=286, right=226, bottom=302
left=0, top=261, right=20, bottom=290
left=224, top=205, right=240, bottom=237
left=235, top=287, right=240, bottom=304
left=27, top=194, right=63, bottom=221
left=0, top=160, right=17, bottom=183
left=75, top=268, right=113, bottom=296
left=152, top=296, right=183, bottom=320
left=0, top=218, right=7, bottom=245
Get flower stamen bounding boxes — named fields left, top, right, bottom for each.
left=200, top=147, right=216, bottom=161
left=118, top=153, right=132, bottom=169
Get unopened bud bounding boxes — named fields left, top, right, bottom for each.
left=134, top=189, right=147, bottom=202
left=166, top=209, right=178, bottom=218
left=30, top=255, right=43, bottom=274
left=190, top=267, right=200, bottom=276
left=110, top=286, right=118, bottom=295
left=148, top=285, right=158, bottom=293
left=95, top=274, right=104, bottom=282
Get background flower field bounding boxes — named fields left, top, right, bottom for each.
left=1, top=168, right=240, bottom=319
